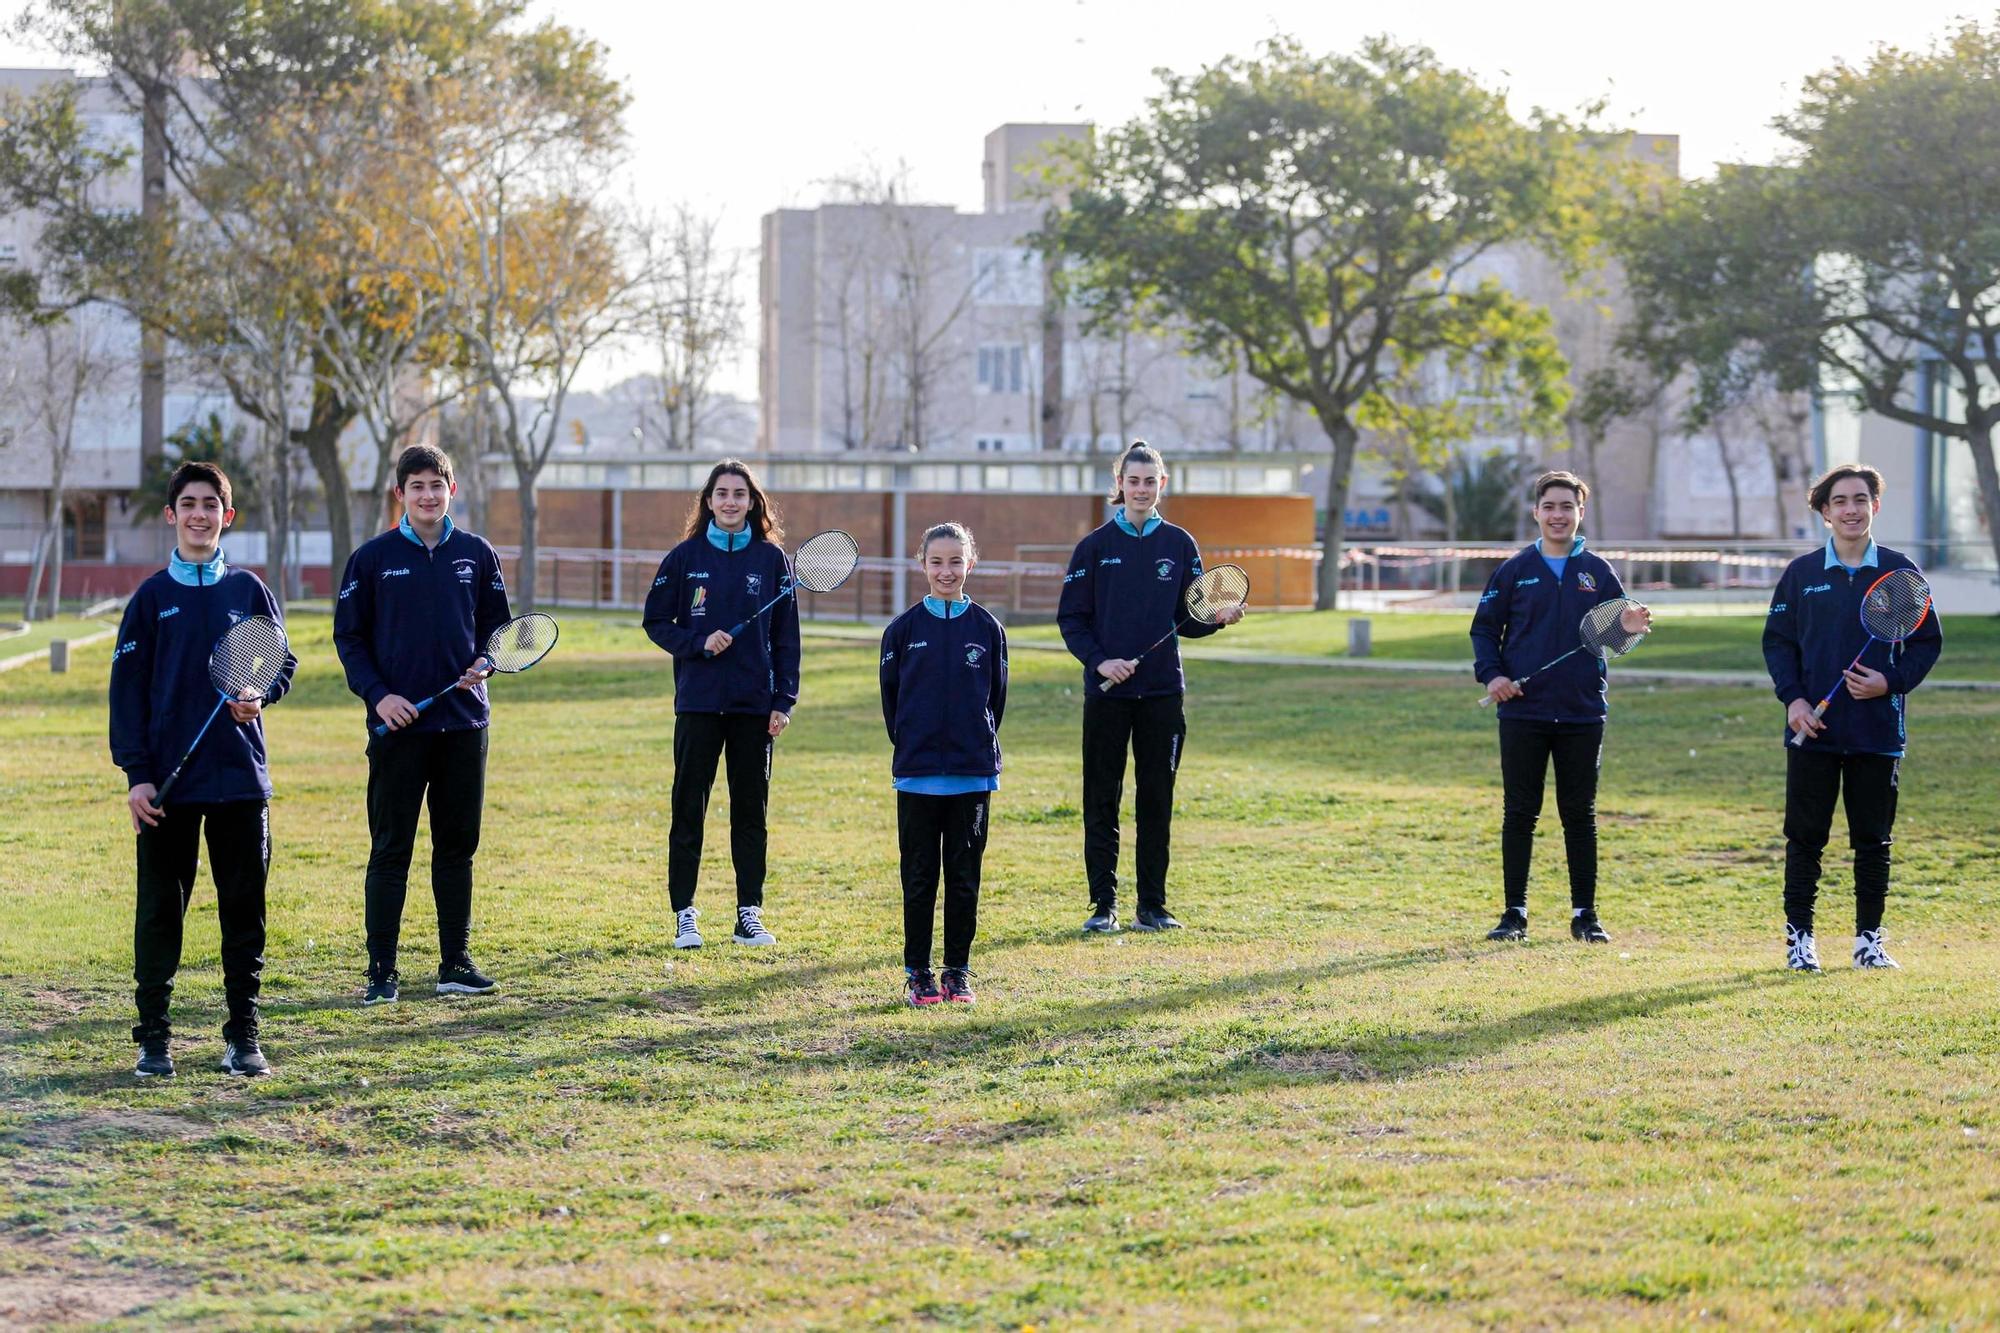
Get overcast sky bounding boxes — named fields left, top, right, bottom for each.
left=1, top=0, right=1987, bottom=393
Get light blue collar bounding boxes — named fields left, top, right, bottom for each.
left=922, top=595, right=971, bottom=619
left=1113, top=506, right=1162, bottom=538
left=399, top=512, right=455, bottom=548
left=1823, top=536, right=1879, bottom=571
left=168, top=547, right=227, bottom=586
left=1537, top=534, right=1585, bottom=559
left=707, top=520, right=751, bottom=552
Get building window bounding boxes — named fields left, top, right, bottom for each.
left=972, top=247, right=1043, bottom=305
left=976, top=344, right=1026, bottom=395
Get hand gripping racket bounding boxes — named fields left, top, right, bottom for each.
left=1479, top=597, right=1648, bottom=707
left=1099, top=563, right=1249, bottom=692
left=374, top=612, right=559, bottom=736
left=1788, top=567, right=1931, bottom=747
left=156, top=615, right=290, bottom=802
left=703, top=529, right=860, bottom=657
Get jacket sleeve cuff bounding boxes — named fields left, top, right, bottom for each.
left=122, top=765, right=154, bottom=790
left=364, top=684, right=391, bottom=709
left=771, top=696, right=796, bottom=715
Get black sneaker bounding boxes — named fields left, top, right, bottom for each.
left=363, top=965, right=400, bottom=1006
left=939, top=967, right=975, bottom=1004
left=905, top=967, right=943, bottom=1007
left=1570, top=910, right=1611, bottom=944
left=1133, top=907, right=1183, bottom=932
left=134, top=1037, right=174, bottom=1080
left=1082, top=905, right=1120, bottom=934
left=220, top=1037, right=271, bottom=1077
left=1487, top=908, right=1528, bottom=941
left=436, top=955, right=497, bottom=995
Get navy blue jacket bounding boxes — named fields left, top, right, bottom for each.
left=1762, top=541, right=1942, bottom=755
left=1470, top=540, right=1629, bottom=723
left=109, top=554, right=298, bottom=804
left=642, top=532, right=802, bottom=715
left=879, top=600, right=1008, bottom=780
left=333, top=518, right=512, bottom=734
left=1057, top=514, right=1221, bottom=698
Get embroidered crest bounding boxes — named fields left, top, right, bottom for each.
left=965, top=645, right=983, bottom=667
left=1578, top=571, right=1597, bottom=592
left=1155, top=558, right=1175, bottom=581
left=746, top=573, right=763, bottom=597
left=690, top=586, right=708, bottom=616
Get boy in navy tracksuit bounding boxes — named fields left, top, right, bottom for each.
left=1471, top=470, right=1650, bottom=944
left=643, top=460, right=801, bottom=951
left=1058, top=443, right=1243, bottom=934
left=110, top=462, right=297, bottom=1079
left=880, top=522, right=1008, bottom=1005
left=1762, top=464, right=1942, bottom=972
left=334, top=445, right=511, bottom=1004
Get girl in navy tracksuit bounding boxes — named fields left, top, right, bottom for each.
left=643, top=460, right=801, bottom=951
left=1470, top=471, right=1650, bottom=944
left=1761, top=464, right=1941, bottom=972
left=110, top=462, right=297, bottom=1079
left=879, top=522, right=1007, bottom=1005
left=1058, top=442, right=1242, bottom=934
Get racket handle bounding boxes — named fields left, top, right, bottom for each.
left=371, top=690, right=445, bottom=737
left=1787, top=699, right=1831, bottom=748
left=702, top=619, right=750, bottom=659
left=1477, top=692, right=1495, bottom=708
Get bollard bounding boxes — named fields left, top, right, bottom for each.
left=49, top=639, right=69, bottom=673
left=1347, top=618, right=1372, bottom=658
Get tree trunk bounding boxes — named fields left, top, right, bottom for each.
left=1966, top=416, right=2000, bottom=579
left=297, top=381, right=357, bottom=581
left=1313, top=407, right=1360, bottom=610
left=1040, top=271, right=1064, bottom=451
left=44, top=502, right=63, bottom=621
left=514, top=469, right=540, bottom=611
left=264, top=418, right=293, bottom=615
left=22, top=516, right=49, bottom=623
left=1713, top=422, right=1743, bottom=539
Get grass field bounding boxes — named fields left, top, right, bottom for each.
left=4, top=609, right=2000, bottom=1328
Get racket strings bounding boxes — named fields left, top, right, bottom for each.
left=1860, top=570, right=1930, bottom=642
left=1579, top=598, right=1646, bottom=660
left=1185, top=566, right=1250, bottom=624
left=210, top=617, right=289, bottom=697
left=790, top=531, right=860, bottom=594
left=484, top=613, right=559, bottom=673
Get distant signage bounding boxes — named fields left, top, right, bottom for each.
left=1344, top=507, right=1393, bottom=534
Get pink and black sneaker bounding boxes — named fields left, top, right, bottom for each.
left=939, top=967, right=975, bottom=1005
left=905, top=967, right=943, bottom=1007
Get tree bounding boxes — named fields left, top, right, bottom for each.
left=1615, top=19, right=2000, bottom=571
left=635, top=203, right=744, bottom=452
left=1039, top=36, right=1612, bottom=606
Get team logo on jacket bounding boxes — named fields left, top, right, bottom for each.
left=228, top=609, right=246, bottom=624
left=1804, top=582, right=1832, bottom=596
left=454, top=558, right=477, bottom=583
left=1578, top=571, right=1597, bottom=592
left=965, top=645, right=983, bottom=667
left=381, top=567, right=410, bottom=580
left=339, top=579, right=358, bottom=600
left=690, top=586, right=708, bottom=616
left=746, top=573, right=762, bottom=596
left=158, top=605, right=180, bottom=620
left=1155, top=558, right=1176, bottom=581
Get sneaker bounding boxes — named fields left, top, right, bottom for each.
left=436, top=955, right=497, bottom=995
left=1082, top=905, right=1120, bottom=935
left=672, top=906, right=704, bottom=950
left=1487, top=908, right=1528, bottom=941
left=1133, top=907, right=1183, bottom=932
left=732, top=906, right=776, bottom=946
left=363, top=965, right=400, bottom=1006
left=1570, top=909, right=1611, bottom=944
left=939, top=967, right=975, bottom=1004
left=905, top=967, right=943, bottom=1007
left=220, top=1037, right=271, bottom=1077
left=133, top=1037, right=174, bottom=1080
left=1786, top=924, right=1822, bottom=973
left=1853, top=929, right=1900, bottom=970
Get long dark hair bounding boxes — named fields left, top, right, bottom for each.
left=683, top=459, right=784, bottom=544
left=1109, top=440, right=1166, bottom=505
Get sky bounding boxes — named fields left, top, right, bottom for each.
left=0, top=0, right=1988, bottom=394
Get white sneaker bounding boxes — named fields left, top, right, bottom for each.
left=733, top=906, right=776, bottom=946
left=672, top=907, right=703, bottom=950
left=1853, top=929, right=1900, bottom=969
left=1786, top=924, right=1821, bottom=973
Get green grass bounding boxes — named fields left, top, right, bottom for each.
left=0, top=614, right=119, bottom=666
left=4, top=610, right=2000, bottom=1327
left=1007, top=608, right=2000, bottom=679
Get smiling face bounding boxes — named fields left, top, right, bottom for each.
left=1119, top=459, right=1165, bottom=520
left=708, top=472, right=753, bottom=532
left=397, top=469, right=454, bottom=529
left=166, top=482, right=231, bottom=560
left=1534, top=486, right=1583, bottom=548
left=920, top=537, right=972, bottom=600
left=1820, top=476, right=1880, bottom=544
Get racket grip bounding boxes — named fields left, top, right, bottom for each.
left=1787, top=700, right=1830, bottom=748
left=371, top=693, right=442, bottom=737
left=1477, top=692, right=1495, bottom=708
left=702, top=620, right=750, bottom=658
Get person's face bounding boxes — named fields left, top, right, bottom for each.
left=1534, top=487, right=1582, bottom=545
left=920, top=537, right=971, bottom=599
left=1121, top=461, right=1164, bottom=514
left=397, top=470, right=454, bottom=524
left=710, top=474, right=752, bottom=530
left=166, top=482, right=231, bottom=553
left=1821, top=478, right=1879, bottom=541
